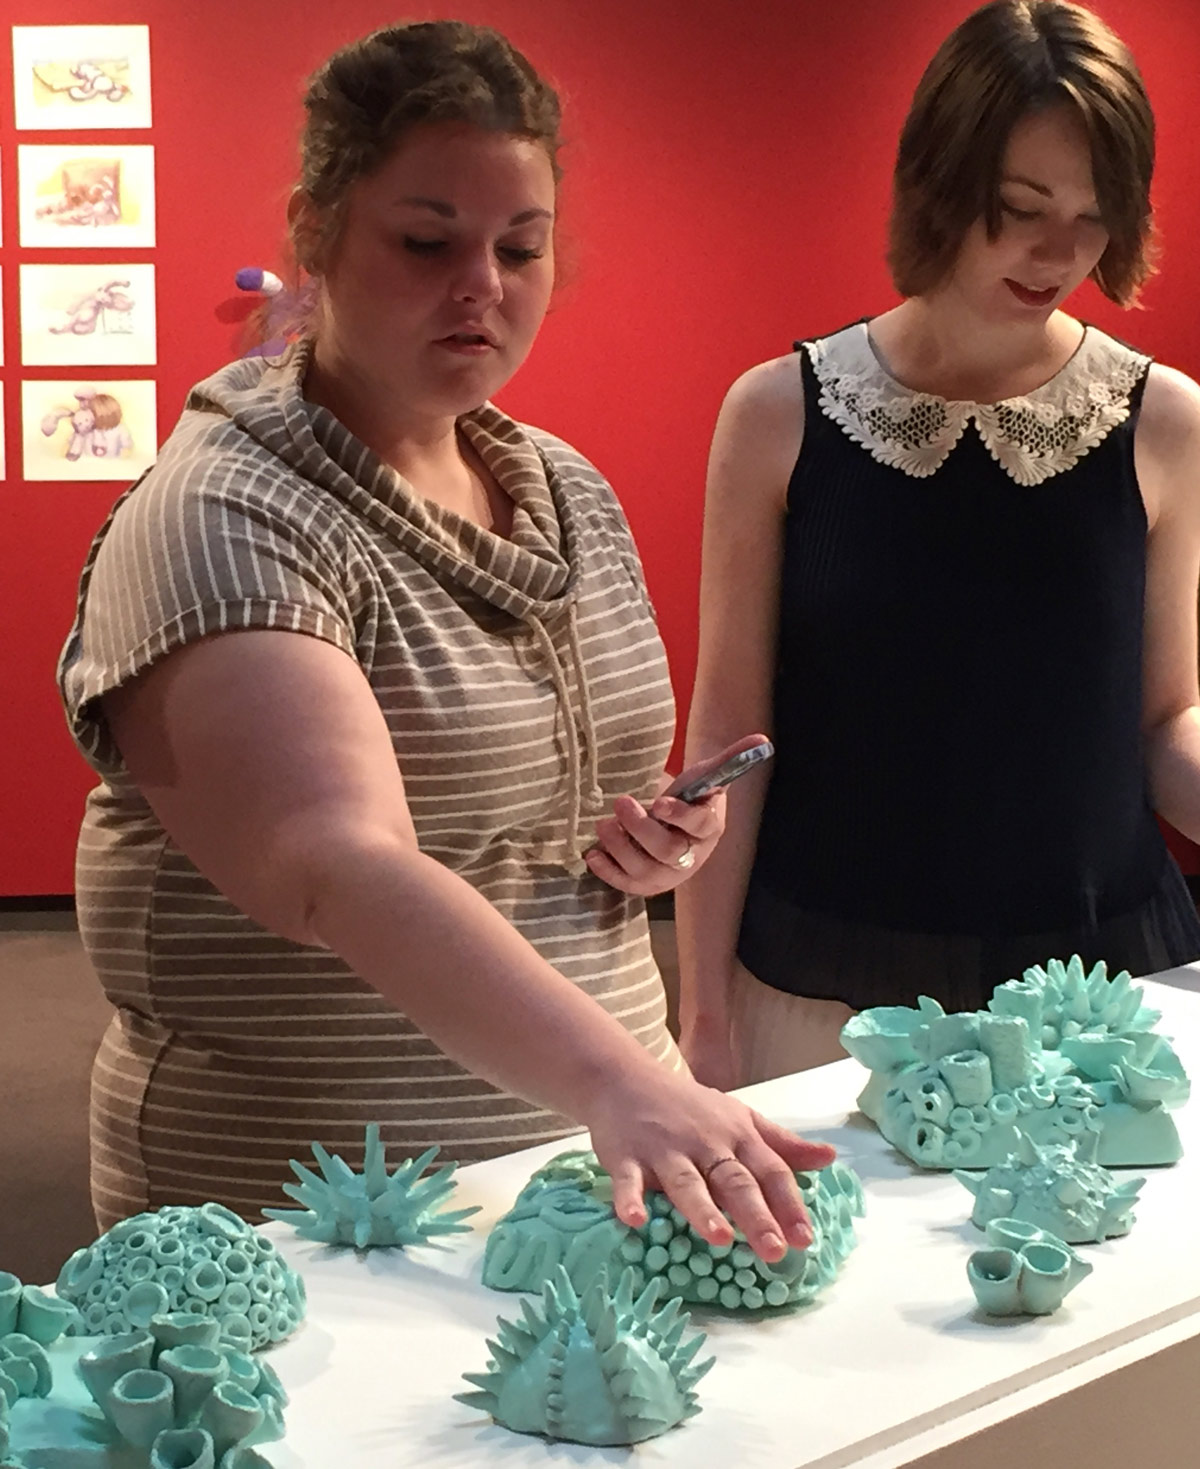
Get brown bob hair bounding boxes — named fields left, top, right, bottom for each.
left=888, top=0, right=1156, bottom=305
left=290, top=20, right=563, bottom=274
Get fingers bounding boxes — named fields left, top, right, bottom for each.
left=752, top=1112, right=838, bottom=1172
left=662, top=734, right=771, bottom=799
left=726, top=1137, right=815, bottom=1252
left=608, top=1158, right=649, bottom=1230
left=646, top=1163, right=736, bottom=1250
left=646, top=792, right=723, bottom=839
left=585, top=803, right=703, bottom=894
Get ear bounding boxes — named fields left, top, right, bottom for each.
left=287, top=187, right=325, bottom=275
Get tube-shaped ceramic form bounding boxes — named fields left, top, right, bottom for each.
left=978, top=1014, right=1034, bottom=1091
left=148, top=1427, right=216, bottom=1469
left=967, top=1250, right=1023, bottom=1315
left=938, top=1050, right=994, bottom=1107
left=106, top=1367, right=176, bottom=1448
left=0, top=1276, right=19, bottom=1337
left=157, top=1344, right=229, bottom=1423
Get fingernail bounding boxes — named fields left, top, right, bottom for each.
left=792, top=1223, right=813, bottom=1250
left=761, top=1232, right=784, bottom=1258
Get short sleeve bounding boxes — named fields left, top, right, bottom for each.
left=58, top=452, right=359, bottom=778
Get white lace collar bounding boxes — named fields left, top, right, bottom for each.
left=805, top=322, right=1150, bottom=487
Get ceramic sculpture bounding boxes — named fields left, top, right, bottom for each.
left=263, top=1122, right=479, bottom=1249
left=966, top=1217, right=1093, bottom=1317
left=456, top=1265, right=713, bottom=1445
left=841, top=956, right=1189, bottom=1169
left=483, top=1150, right=864, bottom=1311
left=55, top=1202, right=306, bottom=1351
left=955, top=1131, right=1144, bottom=1243
left=0, top=1271, right=80, bottom=1344
left=0, top=1311, right=284, bottom=1468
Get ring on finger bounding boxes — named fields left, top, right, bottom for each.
left=700, top=1154, right=740, bottom=1184
left=673, top=837, right=696, bottom=871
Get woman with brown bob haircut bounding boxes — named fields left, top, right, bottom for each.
left=59, top=20, right=835, bottom=1259
left=679, top=0, right=1200, bottom=1090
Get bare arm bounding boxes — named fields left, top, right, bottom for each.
left=1137, top=365, right=1200, bottom=838
left=675, top=356, right=805, bottom=1087
left=103, top=629, right=834, bottom=1255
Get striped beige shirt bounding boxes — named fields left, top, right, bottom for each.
left=58, top=343, right=678, bottom=1231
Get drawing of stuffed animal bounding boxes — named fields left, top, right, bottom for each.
left=66, top=61, right=130, bottom=103
left=50, top=280, right=135, bottom=335
left=40, top=389, right=132, bottom=460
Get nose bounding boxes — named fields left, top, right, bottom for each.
left=1030, top=219, right=1080, bottom=268
left=452, top=247, right=503, bottom=309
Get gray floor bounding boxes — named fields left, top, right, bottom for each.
left=0, top=922, right=114, bottom=1283
left=0, top=914, right=681, bottom=1286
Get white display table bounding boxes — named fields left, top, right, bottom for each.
left=261, top=967, right=1200, bottom=1469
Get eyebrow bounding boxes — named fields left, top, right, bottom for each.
left=1002, top=174, right=1053, bottom=197
left=398, top=196, right=553, bottom=225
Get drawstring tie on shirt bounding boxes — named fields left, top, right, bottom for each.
left=527, top=602, right=604, bottom=869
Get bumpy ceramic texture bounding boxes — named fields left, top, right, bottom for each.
left=55, top=1202, right=306, bottom=1351
left=0, top=1275, right=64, bottom=1467
left=0, top=1311, right=285, bottom=1467
left=263, top=1122, right=480, bottom=1249
left=967, top=1218, right=1094, bottom=1317
left=483, top=1151, right=864, bottom=1310
left=841, top=956, right=1189, bottom=1169
left=955, top=1130, right=1144, bottom=1243
left=456, top=1265, right=713, bottom=1445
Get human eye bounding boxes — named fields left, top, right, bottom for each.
left=498, top=244, right=545, bottom=267
left=402, top=236, right=447, bottom=255
left=1001, top=202, right=1040, bottom=222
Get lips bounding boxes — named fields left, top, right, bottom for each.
left=1004, top=279, right=1059, bottom=308
left=436, top=325, right=499, bottom=348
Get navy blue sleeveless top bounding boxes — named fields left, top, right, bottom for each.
left=738, top=321, right=1198, bottom=1008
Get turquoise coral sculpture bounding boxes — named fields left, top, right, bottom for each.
left=955, top=1130, right=1144, bottom=1243
left=0, top=1271, right=80, bottom=1345
left=842, top=955, right=1188, bottom=1169
left=967, top=1218, right=1093, bottom=1317
left=456, top=1265, right=713, bottom=1445
left=0, top=1312, right=284, bottom=1468
left=263, top=1122, right=479, bottom=1249
left=483, top=1150, right=863, bottom=1310
left=55, top=1202, right=306, bottom=1351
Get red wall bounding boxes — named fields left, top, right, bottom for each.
left=3, top=0, right=1200, bottom=894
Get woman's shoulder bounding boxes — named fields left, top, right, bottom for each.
left=1138, top=360, right=1200, bottom=467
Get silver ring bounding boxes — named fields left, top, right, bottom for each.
left=700, top=1155, right=739, bottom=1183
left=673, top=840, right=696, bottom=870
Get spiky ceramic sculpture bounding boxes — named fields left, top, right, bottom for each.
left=263, top=1122, right=479, bottom=1249
left=0, top=1311, right=284, bottom=1468
left=842, top=955, right=1189, bottom=1169
left=55, top=1202, right=306, bottom=1351
left=955, top=1130, right=1144, bottom=1244
left=483, top=1150, right=863, bottom=1311
left=456, top=1265, right=713, bottom=1445
left=967, top=1218, right=1093, bottom=1317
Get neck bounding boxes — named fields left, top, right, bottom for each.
left=304, top=336, right=460, bottom=479
left=873, top=293, right=1083, bottom=401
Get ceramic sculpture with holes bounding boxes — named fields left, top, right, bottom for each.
left=483, top=1149, right=864, bottom=1311
left=841, top=956, right=1189, bottom=1169
left=0, top=1308, right=285, bottom=1468
left=55, top=1202, right=306, bottom=1352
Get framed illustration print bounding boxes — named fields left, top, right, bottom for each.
left=18, top=145, right=156, bottom=248
left=13, top=25, right=152, bottom=130
left=21, top=265, right=157, bottom=367
left=22, top=379, right=158, bottom=482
